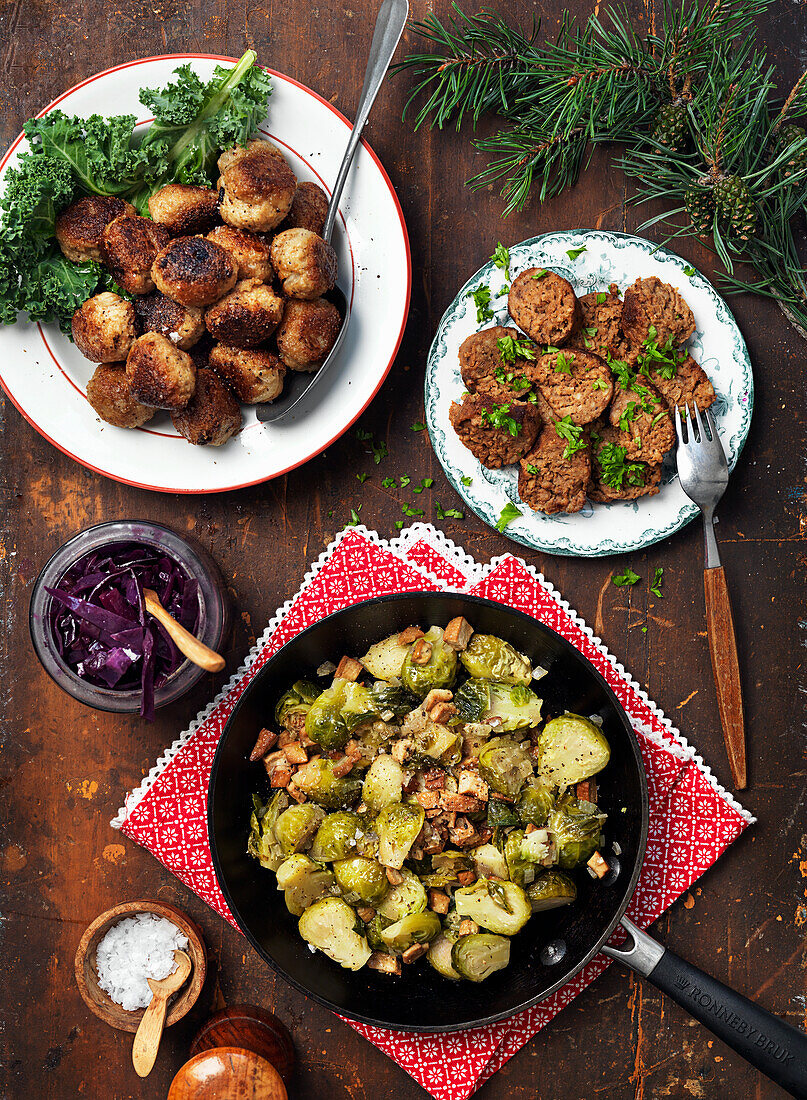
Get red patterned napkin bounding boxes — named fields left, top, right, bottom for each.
left=112, top=525, right=752, bottom=1100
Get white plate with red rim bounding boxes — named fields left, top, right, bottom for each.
left=0, top=55, right=411, bottom=493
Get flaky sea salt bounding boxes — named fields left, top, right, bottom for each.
left=95, top=913, right=189, bottom=1011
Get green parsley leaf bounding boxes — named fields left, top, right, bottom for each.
left=356, top=472, right=369, bottom=483
left=399, top=474, right=411, bottom=487
left=402, top=502, right=424, bottom=517
left=466, top=283, right=494, bottom=324
left=495, top=502, right=522, bottom=532
left=346, top=505, right=362, bottom=527
left=394, top=520, right=405, bottom=530
left=618, top=401, right=639, bottom=432
left=683, top=265, right=696, bottom=277
left=355, top=428, right=373, bottom=442
left=526, top=463, right=541, bottom=475
left=592, top=378, right=608, bottom=391
left=411, top=422, right=426, bottom=432
left=412, top=477, right=433, bottom=494
left=613, top=567, right=640, bottom=587
left=585, top=326, right=597, bottom=337
left=435, top=502, right=464, bottom=520
left=382, top=476, right=396, bottom=489
left=554, top=415, right=587, bottom=459
left=491, top=242, right=511, bottom=280
left=566, top=245, right=587, bottom=260
left=497, top=334, right=536, bottom=363
left=532, top=269, right=547, bottom=280
left=461, top=475, right=473, bottom=486
left=595, top=292, right=607, bottom=305
left=481, top=402, right=520, bottom=437
left=650, top=566, right=664, bottom=598
left=372, top=441, right=388, bottom=464
left=554, top=351, right=573, bottom=374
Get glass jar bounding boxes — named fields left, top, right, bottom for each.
left=29, top=520, right=230, bottom=714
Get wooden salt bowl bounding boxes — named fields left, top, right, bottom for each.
left=168, top=1047, right=287, bottom=1100
left=74, top=899, right=206, bottom=1033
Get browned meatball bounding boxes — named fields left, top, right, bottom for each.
left=508, top=269, right=580, bottom=346
left=524, top=347, right=613, bottom=426
left=219, top=140, right=297, bottom=232
left=72, top=292, right=137, bottom=363
left=152, top=237, right=238, bottom=308
left=608, top=380, right=675, bottom=464
left=133, top=292, right=205, bottom=350
left=55, top=196, right=136, bottom=262
left=148, top=184, right=220, bottom=236
left=85, top=363, right=155, bottom=429
left=459, top=325, right=538, bottom=406
left=518, top=425, right=591, bottom=514
left=568, top=288, right=624, bottom=360
left=620, top=276, right=696, bottom=350
left=208, top=344, right=285, bottom=403
left=204, top=279, right=285, bottom=347
left=270, top=229, right=337, bottom=300
left=589, top=425, right=662, bottom=502
left=206, top=225, right=274, bottom=282
left=449, top=392, right=541, bottom=469
left=275, top=297, right=341, bottom=372
left=641, top=352, right=716, bottom=412
left=279, top=181, right=329, bottom=235
left=126, top=332, right=196, bottom=410
left=171, top=367, right=242, bottom=446
left=101, top=215, right=170, bottom=295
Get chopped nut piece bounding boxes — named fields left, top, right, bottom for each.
left=415, top=790, right=440, bottom=810
left=489, top=791, right=514, bottom=803
left=456, top=869, right=476, bottom=886
left=428, top=889, right=451, bottom=915
left=430, top=703, right=457, bottom=724
left=410, top=638, right=433, bottom=665
left=390, top=738, right=414, bottom=765
left=423, top=688, right=454, bottom=711
left=368, top=952, right=402, bottom=976
left=443, top=616, right=474, bottom=651
left=386, top=867, right=404, bottom=886
left=249, top=727, right=278, bottom=762
left=270, top=766, right=292, bottom=788
left=458, top=919, right=479, bottom=936
left=457, top=770, right=489, bottom=800
left=335, top=655, right=363, bottom=682
left=576, top=778, right=598, bottom=802
left=277, top=729, right=298, bottom=749
left=262, top=749, right=286, bottom=772
left=286, top=785, right=307, bottom=803
left=424, top=807, right=443, bottom=821
left=398, top=626, right=425, bottom=645
left=283, top=742, right=308, bottom=765
left=331, top=755, right=356, bottom=778
left=402, top=943, right=429, bottom=965
left=525, top=822, right=537, bottom=834
left=587, top=851, right=610, bottom=879
left=357, top=906, right=376, bottom=922
left=424, top=769, right=447, bottom=790
left=440, top=792, right=485, bottom=814
left=449, top=815, right=480, bottom=849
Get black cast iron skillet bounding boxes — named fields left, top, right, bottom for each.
left=208, top=593, right=807, bottom=1098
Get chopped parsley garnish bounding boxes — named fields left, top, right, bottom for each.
left=650, top=567, right=664, bottom=598
left=355, top=428, right=387, bottom=464
left=545, top=345, right=561, bottom=354
left=356, top=472, right=369, bottom=483
left=411, top=422, right=427, bottom=432
left=607, top=354, right=635, bottom=390
left=413, top=477, right=434, bottom=493
left=618, top=401, right=639, bottom=432
left=402, top=502, right=424, bottom=517
left=585, top=325, right=597, bottom=337
left=554, top=351, right=573, bottom=374
left=554, top=415, right=587, bottom=459
left=637, top=330, right=679, bottom=381
left=526, top=463, right=541, bottom=475
left=592, top=378, right=609, bottom=391
left=683, top=265, right=696, bottom=277
left=394, top=520, right=405, bottom=530
left=566, top=245, right=588, bottom=260
left=495, top=502, right=522, bottom=531
left=651, top=410, right=668, bottom=426
left=595, top=292, right=607, bottom=305
left=399, top=474, right=411, bottom=487
left=467, top=284, right=494, bottom=323
left=435, top=502, right=464, bottom=520
left=532, top=268, right=547, bottom=280
left=382, top=476, right=396, bottom=488
left=613, top=567, right=640, bottom=587
left=497, top=335, right=536, bottom=363
left=596, top=442, right=646, bottom=489
left=355, top=428, right=373, bottom=442
left=481, top=402, right=520, bottom=437
left=346, top=505, right=362, bottom=526
left=461, top=475, right=473, bottom=486
left=491, top=242, right=511, bottom=280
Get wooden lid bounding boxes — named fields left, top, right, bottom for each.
left=190, top=1004, right=295, bottom=1083
left=168, top=1047, right=288, bottom=1100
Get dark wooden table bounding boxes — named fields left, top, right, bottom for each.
left=2, top=2, right=806, bottom=1097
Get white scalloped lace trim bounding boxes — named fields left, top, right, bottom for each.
left=112, top=523, right=753, bottom=829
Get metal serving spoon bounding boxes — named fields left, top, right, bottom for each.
left=258, top=0, right=409, bottom=426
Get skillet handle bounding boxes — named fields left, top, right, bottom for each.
left=603, top=917, right=807, bottom=1100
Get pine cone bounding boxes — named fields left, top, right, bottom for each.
left=777, top=123, right=807, bottom=185
left=651, top=99, right=688, bottom=151
left=685, top=184, right=715, bottom=236
left=713, top=175, right=757, bottom=240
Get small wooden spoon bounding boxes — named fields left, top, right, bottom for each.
left=143, top=588, right=225, bottom=673
left=132, top=949, right=192, bottom=1078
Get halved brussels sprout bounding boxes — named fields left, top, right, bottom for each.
left=535, top=714, right=611, bottom=786
left=478, top=736, right=535, bottom=798
left=504, top=829, right=535, bottom=887
left=276, top=854, right=336, bottom=916
left=455, top=680, right=542, bottom=732
left=454, top=878, right=532, bottom=935
left=275, top=680, right=320, bottom=727
left=527, top=870, right=577, bottom=912
left=380, top=911, right=441, bottom=952
left=516, top=779, right=555, bottom=827
left=376, top=802, right=425, bottom=869
left=548, top=793, right=607, bottom=869
left=366, top=913, right=394, bottom=951
left=361, top=632, right=414, bottom=681
left=421, top=850, right=472, bottom=890
left=412, top=722, right=462, bottom=766
left=427, top=931, right=461, bottom=980
left=473, top=842, right=510, bottom=881
left=247, top=791, right=289, bottom=871
left=519, top=828, right=554, bottom=865
left=333, top=856, right=389, bottom=906
left=401, top=626, right=458, bottom=698
left=305, top=680, right=380, bottom=751
left=310, top=811, right=364, bottom=862
left=376, top=868, right=427, bottom=921
left=459, top=634, right=533, bottom=685
left=274, top=803, right=326, bottom=856
left=292, top=758, right=362, bottom=809
left=298, top=897, right=371, bottom=970
left=451, top=933, right=511, bottom=981
left=369, top=681, right=420, bottom=718
left=362, top=754, right=405, bottom=813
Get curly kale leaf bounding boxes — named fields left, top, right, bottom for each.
left=0, top=154, right=75, bottom=245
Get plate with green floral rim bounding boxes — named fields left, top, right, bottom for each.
left=424, top=230, right=754, bottom=558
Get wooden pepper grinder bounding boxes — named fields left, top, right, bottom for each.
left=168, top=1005, right=294, bottom=1100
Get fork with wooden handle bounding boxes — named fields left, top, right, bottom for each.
left=674, top=403, right=746, bottom=789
